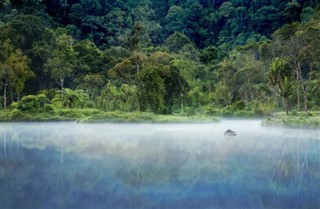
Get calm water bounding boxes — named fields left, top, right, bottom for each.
left=0, top=120, right=320, bottom=209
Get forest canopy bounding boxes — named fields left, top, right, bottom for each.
left=1, top=0, right=320, bottom=116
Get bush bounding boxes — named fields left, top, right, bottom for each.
left=10, top=109, right=25, bottom=119
left=52, top=89, right=95, bottom=108
left=233, top=110, right=256, bottom=117
left=229, top=101, right=246, bottom=111
left=10, top=102, right=19, bottom=109
left=253, top=103, right=274, bottom=116
left=57, top=109, right=83, bottom=118
left=43, top=104, right=56, bottom=113
left=263, top=113, right=320, bottom=128
left=17, top=94, right=50, bottom=112
left=184, top=107, right=197, bottom=116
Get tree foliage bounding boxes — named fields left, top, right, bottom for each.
left=0, top=0, right=319, bottom=115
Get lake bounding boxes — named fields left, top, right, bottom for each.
left=0, top=120, right=320, bottom=209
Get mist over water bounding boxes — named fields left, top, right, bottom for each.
left=1, top=120, right=320, bottom=209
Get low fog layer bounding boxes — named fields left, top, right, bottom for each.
left=1, top=120, right=320, bottom=209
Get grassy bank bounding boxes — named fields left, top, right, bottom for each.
left=0, top=108, right=219, bottom=123
left=262, top=112, right=320, bottom=129
left=2, top=107, right=319, bottom=128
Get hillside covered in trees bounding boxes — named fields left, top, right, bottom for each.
left=1, top=0, right=320, bottom=118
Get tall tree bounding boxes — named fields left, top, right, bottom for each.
left=0, top=40, right=33, bottom=108
left=44, top=33, right=76, bottom=107
left=295, top=19, right=320, bottom=111
left=269, top=58, right=293, bottom=115
left=273, top=23, right=304, bottom=111
left=139, top=64, right=166, bottom=112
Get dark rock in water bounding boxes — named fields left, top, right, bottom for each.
left=224, top=129, right=237, bottom=137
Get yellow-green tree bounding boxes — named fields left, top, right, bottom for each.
left=0, top=40, right=34, bottom=109
left=80, top=74, right=105, bottom=99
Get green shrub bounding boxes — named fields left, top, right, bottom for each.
left=43, top=104, right=56, bottom=113
left=253, top=103, right=274, bottom=116
left=233, top=110, right=256, bottom=117
left=52, top=89, right=94, bottom=108
left=10, top=109, right=25, bottom=119
left=10, top=102, right=19, bottom=109
left=57, top=109, right=83, bottom=118
left=202, top=105, right=218, bottom=116
left=184, top=107, right=196, bottom=116
left=229, top=101, right=246, bottom=111
left=263, top=113, right=320, bottom=128
left=17, top=94, right=50, bottom=112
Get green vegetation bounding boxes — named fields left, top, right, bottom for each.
left=1, top=1, right=320, bottom=124
left=0, top=107, right=218, bottom=123
left=263, top=112, right=320, bottom=128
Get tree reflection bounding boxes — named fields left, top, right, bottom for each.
left=0, top=122, right=320, bottom=208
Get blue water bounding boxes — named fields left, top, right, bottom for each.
left=0, top=120, right=320, bottom=209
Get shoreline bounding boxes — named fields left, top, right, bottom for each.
left=1, top=109, right=319, bottom=128
left=0, top=109, right=219, bottom=124
left=262, top=117, right=320, bottom=129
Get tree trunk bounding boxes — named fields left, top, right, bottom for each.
left=303, top=60, right=313, bottom=113
left=282, top=97, right=289, bottom=116
left=3, top=83, right=7, bottom=109
left=61, top=78, right=64, bottom=107
left=301, top=69, right=309, bottom=113
left=303, top=90, right=308, bottom=112
left=10, top=85, right=13, bottom=103
left=295, top=63, right=301, bottom=112
left=135, top=63, right=142, bottom=112
left=181, top=93, right=184, bottom=112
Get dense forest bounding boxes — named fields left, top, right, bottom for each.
left=1, top=0, right=320, bottom=117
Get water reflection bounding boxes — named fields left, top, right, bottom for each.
left=0, top=121, right=320, bottom=209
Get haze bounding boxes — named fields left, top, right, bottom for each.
left=1, top=120, right=320, bottom=209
